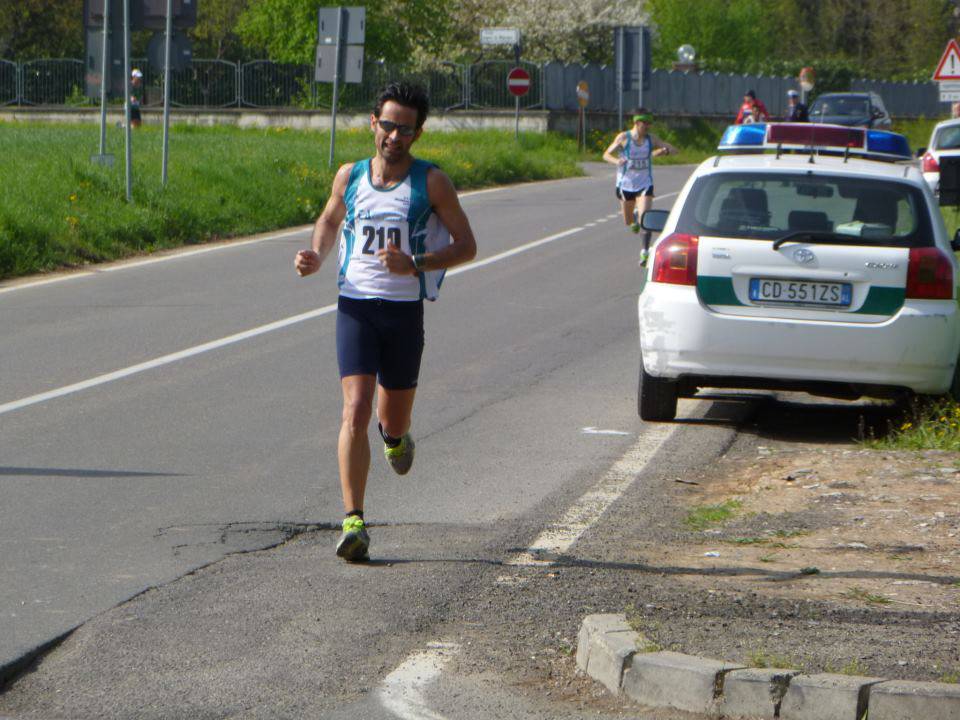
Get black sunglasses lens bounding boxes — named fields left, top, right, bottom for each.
left=379, top=120, right=415, bottom=136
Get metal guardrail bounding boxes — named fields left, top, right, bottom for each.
left=19, top=59, right=84, bottom=105
left=0, top=59, right=16, bottom=106
left=467, top=60, right=542, bottom=110
left=0, top=57, right=948, bottom=118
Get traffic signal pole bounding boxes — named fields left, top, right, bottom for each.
left=161, top=0, right=173, bottom=185
left=98, top=0, right=110, bottom=157
left=123, top=0, right=133, bottom=202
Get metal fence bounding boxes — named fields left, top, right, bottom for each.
left=0, top=56, right=948, bottom=119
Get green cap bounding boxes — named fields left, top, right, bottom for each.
left=633, top=113, right=654, bottom=124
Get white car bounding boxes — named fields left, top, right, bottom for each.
left=638, top=122, right=960, bottom=422
left=920, top=118, right=960, bottom=194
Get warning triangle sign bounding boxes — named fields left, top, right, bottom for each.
left=933, top=39, right=960, bottom=80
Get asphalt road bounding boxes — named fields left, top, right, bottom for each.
left=0, top=160, right=728, bottom=718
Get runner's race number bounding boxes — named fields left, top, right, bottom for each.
left=357, top=221, right=409, bottom=255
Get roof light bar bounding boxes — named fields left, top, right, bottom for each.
left=718, top=123, right=911, bottom=161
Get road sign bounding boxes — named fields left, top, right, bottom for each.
left=576, top=80, right=589, bottom=108
left=481, top=27, right=520, bottom=46
left=507, top=67, right=530, bottom=97
left=799, top=66, right=815, bottom=92
left=318, top=6, right=364, bottom=45
left=940, top=81, right=960, bottom=102
left=933, top=39, right=960, bottom=80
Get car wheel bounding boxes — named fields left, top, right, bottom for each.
left=638, top=360, right=678, bottom=422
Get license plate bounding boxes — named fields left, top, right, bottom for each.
left=748, top=278, right=852, bottom=306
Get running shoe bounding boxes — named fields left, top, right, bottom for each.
left=336, top=515, right=370, bottom=562
left=384, top=433, right=415, bottom=475
left=630, top=222, right=641, bottom=234
left=639, top=249, right=650, bottom=267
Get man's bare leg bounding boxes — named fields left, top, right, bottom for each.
left=378, top=385, right=417, bottom=475
left=339, top=374, right=377, bottom=513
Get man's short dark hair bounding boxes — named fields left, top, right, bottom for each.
left=745, top=89, right=756, bottom=99
left=374, top=81, right=430, bottom=129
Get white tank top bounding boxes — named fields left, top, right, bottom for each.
left=616, top=133, right=653, bottom=193
left=338, top=158, right=450, bottom=302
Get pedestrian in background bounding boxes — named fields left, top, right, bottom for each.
left=735, top=90, right=770, bottom=125
left=785, top=89, right=808, bottom=122
left=952, top=101, right=960, bottom=119
left=129, top=68, right=143, bottom=128
left=294, top=81, right=477, bottom=563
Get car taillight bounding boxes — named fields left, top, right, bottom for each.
left=906, top=247, right=953, bottom=299
left=652, top=233, right=699, bottom=285
left=922, top=152, right=939, bottom=173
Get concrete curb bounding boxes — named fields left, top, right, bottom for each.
left=576, top=614, right=960, bottom=719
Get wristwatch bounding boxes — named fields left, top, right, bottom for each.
left=413, top=253, right=427, bottom=272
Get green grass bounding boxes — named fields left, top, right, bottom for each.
left=684, top=499, right=743, bottom=530
left=747, top=649, right=800, bottom=670
left=842, top=586, right=891, bottom=605
left=0, top=123, right=582, bottom=281
left=863, top=398, right=960, bottom=451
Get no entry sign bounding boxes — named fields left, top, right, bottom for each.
left=507, top=67, right=530, bottom=97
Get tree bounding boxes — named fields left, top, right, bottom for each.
left=502, top=0, right=648, bottom=64
left=235, top=0, right=458, bottom=65
left=0, top=0, right=83, bottom=59
left=189, top=0, right=249, bottom=60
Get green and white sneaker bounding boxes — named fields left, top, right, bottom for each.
left=384, top=433, right=415, bottom=475
left=639, top=248, right=650, bottom=267
left=336, top=515, right=370, bottom=562
left=630, top=222, right=641, bottom=234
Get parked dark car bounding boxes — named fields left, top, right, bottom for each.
left=808, top=92, right=892, bottom=129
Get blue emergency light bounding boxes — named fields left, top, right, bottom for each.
left=718, top=123, right=911, bottom=161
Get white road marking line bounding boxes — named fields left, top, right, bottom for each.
left=0, top=228, right=312, bottom=295
left=584, top=222, right=596, bottom=227
left=0, top=305, right=337, bottom=417
left=379, top=642, right=460, bottom=720
left=581, top=427, right=631, bottom=436
left=0, top=224, right=584, bottom=417
left=0, top=176, right=606, bottom=296
left=502, top=403, right=697, bottom=571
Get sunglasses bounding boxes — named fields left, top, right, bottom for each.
left=376, top=119, right=417, bottom=137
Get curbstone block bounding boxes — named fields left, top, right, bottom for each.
left=576, top=614, right=634, bottom=672
left=576, top=614, right=643, bottom=695
left=869, top=679, right=960, bottom=720
left=780, top=673, right=881, bottom=720
left=720, top=667, right=798, bottom=719
left=622, top=650, right=745, bottom=715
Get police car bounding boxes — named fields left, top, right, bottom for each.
left=637, top=123, right=960, bottom=422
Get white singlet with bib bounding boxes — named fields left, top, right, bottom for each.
left=616, top=134, right=653, bottom=193
left=338, top=158, right=449, bottom=302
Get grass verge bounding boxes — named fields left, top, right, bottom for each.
left=0, top=123, right=582, bottom=281
left=684, top=499, right=743, bottom=531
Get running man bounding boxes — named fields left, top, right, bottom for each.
left=295, top=81, right=477, bottom=562
left=602, top=109, right=678, bottom=266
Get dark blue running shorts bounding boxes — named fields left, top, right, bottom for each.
left=336, top=296, right=425, bottom=389
left=615, top=186, right=654, bottom=201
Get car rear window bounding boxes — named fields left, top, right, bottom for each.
left=811, top=96, right=868, bottom=117
left=675, top=172, right=933, bottom=247
left=935, top=125, right=960, bottom=150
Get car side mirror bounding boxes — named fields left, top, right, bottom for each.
left=640, top=209, right=669, bottom=233
left=953, top=229, right=960, bottom=252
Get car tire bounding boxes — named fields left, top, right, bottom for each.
left=638, top=360, right=678, bottom=422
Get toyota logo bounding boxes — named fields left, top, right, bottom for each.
left=792, top=248, right=815, bottom=264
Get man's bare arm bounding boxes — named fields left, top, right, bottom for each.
left=295, top=163, right=352, bottom=277
left=420, top=168, right=477, bottom=271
